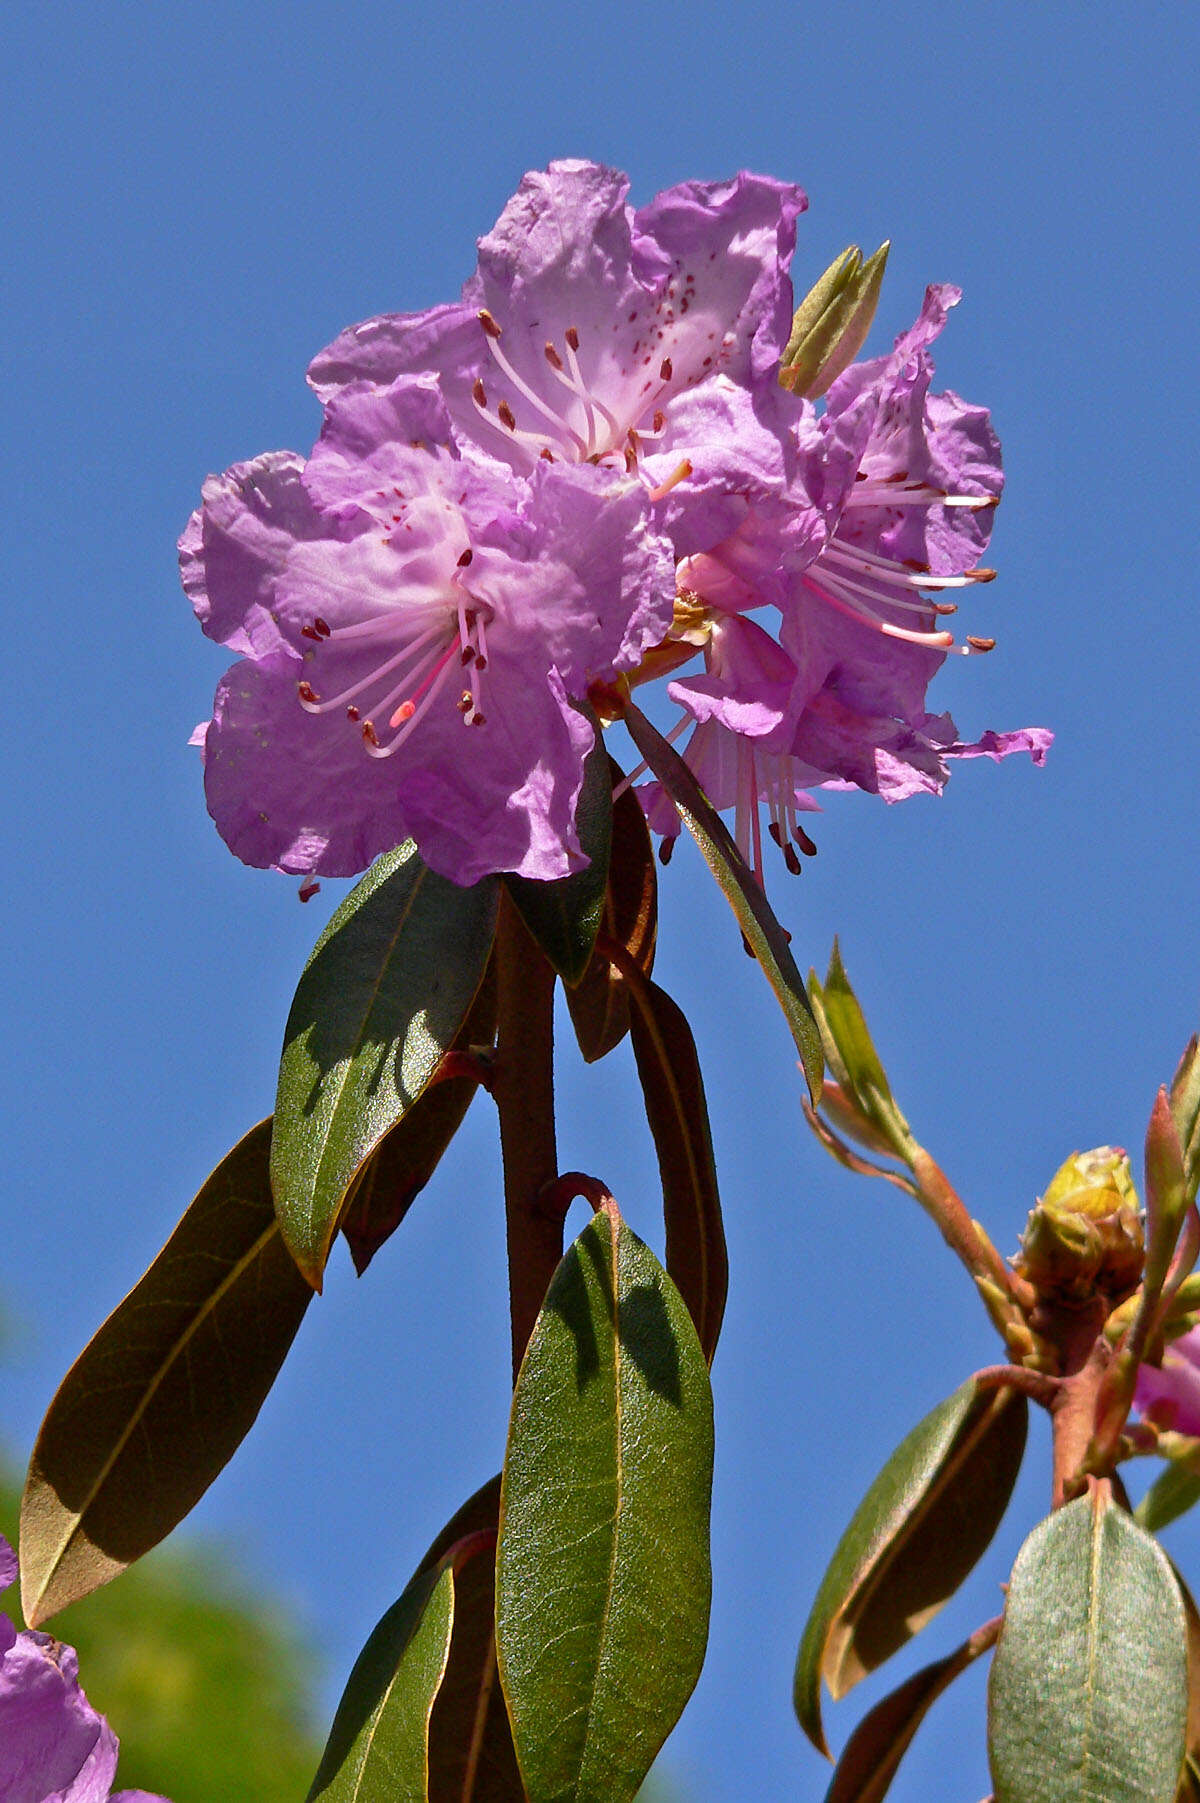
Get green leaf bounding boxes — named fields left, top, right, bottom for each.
left=621, top=698, right=823, bottom=1101
left=794, top=1378, right=1027, bottom=1754
left=504, top=707, right=611, bottom=987
left=273, top=841, right=499, bottom=1286
left=307, top=1562, right=455, bottom=1802
left=496, top=1200, right=714, bottom=1803
left=416, top=1481, right=524, bottom=1802
left=1171, top=1036, right=1200, bottom=1207
left=810, top=943, right=916, bottom=1162
left=1138, top=1460, right=1200, bottom=1534
left=825, top=1620, right=999, bottom=1803
left=566, top=758, right=658, bottom=1064
left=627, top=973, right=727, bottom=1364
left=20, top=1121, right=312, bottom=1625
left=989, top=1487, right=1188, bottom=1803
left=340, top=959, right=498, bottom=1276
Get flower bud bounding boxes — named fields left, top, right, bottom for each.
left=1016, top=1147, right=1144, bottom=1302
left=779, top=241, right=889, bottom=399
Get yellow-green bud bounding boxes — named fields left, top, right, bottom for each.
left=1016, top=1147, right=1144, bottom=1302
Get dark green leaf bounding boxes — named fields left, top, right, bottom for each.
left=794, top=1378, right=1027, bottom=1753
left=273, top=841, right=499, bottom=1286
left=308, top=1563, right=455, bottom=1802
left=340, top=959, right=498, bottom=1276
left=504, top=707, right=611, bottom=987
left=627, top=973, right=726, bottom=1363
left=566, top=759, right=658, bottom=1064
left=1138, top=1460, right=1200, bottom=1535
left=20, top=1121, right=312, bottom=1625
left=989, top=1486, right=1188, bottom=1803
left=416, top=1483, right=523, bottom=1803
left=826, top=1619, right=999, bottom=1803
left=622, top=698, right=823, bottom=1100
left=496, top=1200, right=714, bottom=1803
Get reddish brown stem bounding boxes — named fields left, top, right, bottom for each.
left=911, top=1149, right=1030, bottom=1304
left=493, top=891, right=562, bottom=1382
left=539, top=1172, right=614, bottom=1218
left=973, top=1364, right=1063, bottom=1408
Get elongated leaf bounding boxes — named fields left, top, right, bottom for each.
left=794, top=1378, right=1027, bottom=1753
left=21, top=1121, right=312, bottom=1626
left=989, top=1487, right=1188, bottom=1803
left=419, top=1486, right=523, bottom=1803
left=340, top=960, right=499, bottom=1276
left=1173, top=1562, right=1200, bottom=1803
left=627, top=973, right=726, bottom=1363
left=566, top=760, right=658, bottom=1064
left=496, top=1200, right=714, bottom=1803
left=622, top=698, right=823, bottom=1099
left=826, top=1619, right=999, bottom=1803
left=273, top=840, right=499, bottom=1286
left=308, top=1562, right=455, bottom=1802
left=505, top=709, right=611, bottom=987
left=1138, top=1459, right=1200, bottom=1534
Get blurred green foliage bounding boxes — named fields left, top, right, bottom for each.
left=1, top=1467, right=322, bottom=1802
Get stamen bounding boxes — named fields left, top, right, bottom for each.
left=966, top=635, right=996, bottom=652
left=365, top=646, right=460, bottom=759
left=647, top=459, right=693, bottom=503
left=802, top=570, right=955, bottom=650
left=297, top=624, right=446, bottom=715
left=457, top=547, right=474, bottom=567
left=478, top=323, right=589, bottom=456
left=477, top=309, right=503, bottom=339
left=544, top=341, right=564, bottom=371
left=848, top=480, right=995, bottom=510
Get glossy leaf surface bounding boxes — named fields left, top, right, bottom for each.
left=505, top=711, right=611, bottom=987
left=1137, top=1460, right=1200, bottom=1535
left=307, top=1563, right=455, bottom=1802
left=989, top=1487, right=1187, bottom=1803
left=795, top=1378, right=1027, bottom=1753
left=273, top=840, right=498, bottom=1286
left=21, top=1120, right=312, bottom=1625
left=622, top=698, right=823, bottom=1099
left=826, top=1620, right=998, bottom=1803
left=426, top=1522, right=523, bottom=1799
left=627, top=973, right=726, bottom=1363
left=496, top=1201, right=714, bottom=1803
left=340, top=961, right=498, bottom=1276
left=566, top=761, right=658, bottom=1064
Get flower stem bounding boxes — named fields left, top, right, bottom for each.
left=493, top=890, right=562, bottom=1382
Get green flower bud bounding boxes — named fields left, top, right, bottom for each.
left=779, top=241, right=889, bottom=399
left=1017, top=1147, right=1144, bottom=1302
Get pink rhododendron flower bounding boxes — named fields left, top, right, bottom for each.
left=185, top=377, right=674, bottom=886
left=1135, top=1327, right=1200, bottom=1437
left=309, top=159, right=808, bottom=558
left=0, top=1537, right=168, bottom=1803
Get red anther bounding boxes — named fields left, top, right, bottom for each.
left=346, top=705, right=360, bottom=721
left=539, top=447, right=555, bottom=461
left=767, top=821, right=783, bottom=846
left=478, top=308, right=503, bottom=339
left=783, top=843, right=803, bottom=876
left=497, top=400, right=517, bottom=430
left=470, top=711, right=486, bottom=726
left=297, top=681, right=320, bottom=703
left=565, top=325, right=580, bottom=352
left=967, top=635, right=997, bottom=651
left=361, top=719, right=380, bottom=747
left=652, top=409, right=665, bottom=432
left=971, top=567, right=998, bottom=583
left=301, top=625, right=322, bottom=642
left=659, top=357, right=673, bottom=380
left=472, top=378, right=488, bottom=407
left=544, top=341, right=564, bottom=370
left=314, top=617, right=331, bottom=637
left=457, top=691, right=472, bottom=712
left=457, top=547, right=474, bottom=567
left=624, top=445, right=638, bottom=474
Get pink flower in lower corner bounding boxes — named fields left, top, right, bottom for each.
left=1135, top=1327, right=1200, bottom=1437
left=0, top=1537, right=168, bottom=1803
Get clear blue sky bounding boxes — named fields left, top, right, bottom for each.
left=3, top=4, right=1198, bottom=1796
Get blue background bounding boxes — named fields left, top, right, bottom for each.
left=3, top=3, right=1198, bottom=1796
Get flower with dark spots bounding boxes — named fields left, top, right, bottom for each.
left=185, top=376, right=675, bottom=886
left=307, top=159, right=808, bottom=556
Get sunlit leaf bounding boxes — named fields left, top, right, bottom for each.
left=825, top=1619, right=998, bottom=1803
left=340, top=960, right=498, bottom=1276
left=627, top=973, right=726, bottom=1363
left=505, top=708, right=611, bottom=987
left=307, top=1563, right=455, bottom=1801
left=622, top=699, right=822, bottom=1100
left=21, top=1121, right=312, bottom=1625
left=1138, top=1460, right=1200, bottom=1535
left=794, top=1378, right=1027, bottom=1753
left=273, top=841, right=498, bottom=1286
left=496, top=1200, right=713, bottom=1803
left=566, top=759, right=658, bottom=1064
left=989, top=1487, right=1187, bottom=1803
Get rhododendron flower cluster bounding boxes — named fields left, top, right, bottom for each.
left=1, top=1537, right=168, bottom=1803
left=183, top=160, right=1048, bottom=889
